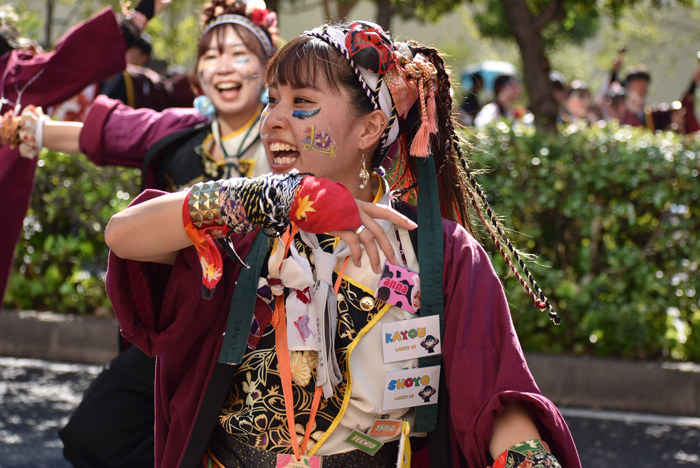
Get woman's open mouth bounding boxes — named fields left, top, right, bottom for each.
left=269, top=142, right=300, bottom=167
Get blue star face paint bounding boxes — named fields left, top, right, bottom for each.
left=292, top=108, right=321, bottom=120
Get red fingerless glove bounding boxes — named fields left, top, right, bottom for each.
left=290, top=176, right=362, bottom=234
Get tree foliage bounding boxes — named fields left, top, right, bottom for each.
left=471, top=121, right=700, bottom=361
left=3, top=150, right=139, bottom=315
left=458, top=0, right=695, bottom=131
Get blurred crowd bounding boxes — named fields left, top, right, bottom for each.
left=459, top=50, right=700, bottom=135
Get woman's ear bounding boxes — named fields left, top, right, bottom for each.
left=358, top=109, right=387, bottom=152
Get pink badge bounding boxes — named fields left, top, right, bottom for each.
left=375, top=261, right=420, bottom=314
left=276, top=454, right=323, bottom=468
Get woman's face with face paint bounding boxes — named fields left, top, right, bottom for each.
left=197, top=26, right=265, bottom=121
left=261, top=77, right=370, bottom=195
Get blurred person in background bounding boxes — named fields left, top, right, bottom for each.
left=603, top=84, right=630, bottom=124
left=678, top=58, right=700, bottom=134
left=459, top=71, right=483, bottom=126
left=623, top=66, right=651, bottom=127
left=550, top=70, right=568, bottom=124
left=645, top=101, right=686, bottom=133
left=564, top=80, right=599, bottom=123
left=474, top=74, right=521, bottom=127
left=100, top=33, right=196, bottom=112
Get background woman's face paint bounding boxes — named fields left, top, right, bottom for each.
left=292, top=108, right=321, bottom=120
left=301, top=124, right=337, bottom=158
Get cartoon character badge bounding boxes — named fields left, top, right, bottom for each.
left=420, top=335, right=439, bottom=353
left=375, top=261, right=420, bottom=314
left=381, top=315, right=441, bottom=363
left=418, top=385, right=437, bottom=403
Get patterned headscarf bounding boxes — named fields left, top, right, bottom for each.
left=305, top=22, right=439, bottom=162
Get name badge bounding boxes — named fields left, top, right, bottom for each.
left=368, top=419, right=403, bottom=438
left=276, top=454, right=322, bottom=468
left=381, top=315, right=441, bottom=363
left=383, top=365, right=441, bottom=411
left=344, top=430, right=384, bottom=456
left=375, top=261, right=421, bottom=314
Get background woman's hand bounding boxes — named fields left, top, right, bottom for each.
left=0, top=109, right=21, bottom=147
left=18, top=105, right=44, bottom=159
left=330, top=200, right=417, bottom=274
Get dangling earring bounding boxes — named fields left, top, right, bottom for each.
left=359, top=145, right=370, bottom=190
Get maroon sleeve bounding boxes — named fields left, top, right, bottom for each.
left=440, top=221, right=581, bottom=468
left=16, top=7, right=126, bottom=109
left=79, top=95, right=208, bottom=168
left=105, top=190, right=255, bottom=356
left=0, top=7, right=128, bottom=306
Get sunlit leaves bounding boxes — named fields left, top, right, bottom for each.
left=470, top=121, right=700, bottom=361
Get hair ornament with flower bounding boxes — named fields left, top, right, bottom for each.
left=244, top=0, right=277, bottom=28
left=200, top=0, right=277, bottom=56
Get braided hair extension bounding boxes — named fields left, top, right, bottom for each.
left=453, top=142, right=561, bottom=324
left=389, top=46, right=561, bottom=324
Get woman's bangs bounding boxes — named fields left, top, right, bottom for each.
left=197, top=23, right=267, bottom=63
left=265, top=37, right=343, bottom=93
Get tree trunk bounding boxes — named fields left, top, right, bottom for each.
left=337, top=0, right=359, bottom=21
left=44, top=0, right=54, bottom=50
left=375, top=0, right=393, bottom=31
left=499, top=0, right=559, bottom=132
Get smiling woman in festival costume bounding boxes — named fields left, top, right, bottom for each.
left=103, top=21, right=580, bottom=468
left=14, top=0, right=278, bottom=188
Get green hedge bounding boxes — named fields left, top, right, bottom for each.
left=470, top=121, right=700, bottom=361
left=5, top=123, right=700, bottom=361
left=3, top=150, right=139, bottom=315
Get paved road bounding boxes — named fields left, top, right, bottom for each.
left=2, top=356, right=700, bottom=467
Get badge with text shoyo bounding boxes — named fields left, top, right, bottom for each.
left=382, top=315, right=441, bottom=363
left=382, top=365, right=441, bottom=411
left=374, top=261, right=421, bottom=314
left=368, top=419, right=403, bottom=438
left=276, top=454, right=322, bottom=468
left=343, top=430, right=384, bottom=456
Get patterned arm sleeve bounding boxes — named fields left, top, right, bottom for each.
left=183, top=172, right=362, bottom=297
left=490, top=440, right=562, bottom=468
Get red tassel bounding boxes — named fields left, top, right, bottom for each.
left=410, top=120, right=431, bottom=157
left=426, top=93, right=437, bottom=133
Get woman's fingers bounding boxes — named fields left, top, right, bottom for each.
left=360, top=202, right=417, bottom=231
left=359, top=210, right=398, bottom=270
left=330, top=230, right=363, bottom=267
left=357, top=218, right=381, bottom=274
left=330, top=201, right=407, bottom=273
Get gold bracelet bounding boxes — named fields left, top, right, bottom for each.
left=188, top=180, right=225, bottom=229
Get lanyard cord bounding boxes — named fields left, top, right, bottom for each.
left=272, top=227, right=350, bottom=461
left=216, top=115, right=260, bottom=178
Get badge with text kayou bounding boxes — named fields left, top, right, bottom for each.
left=382, top=315, right=441, bottom=363
left=375, top=261, right=421, bottom=314
left=382, top=365, right=440, bottom=411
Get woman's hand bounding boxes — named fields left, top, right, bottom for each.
left=330, top=200, right=417, bottom=274
left=18, top=105, right=45, bottom=159
left=0, top=109, right=21, bottom=147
